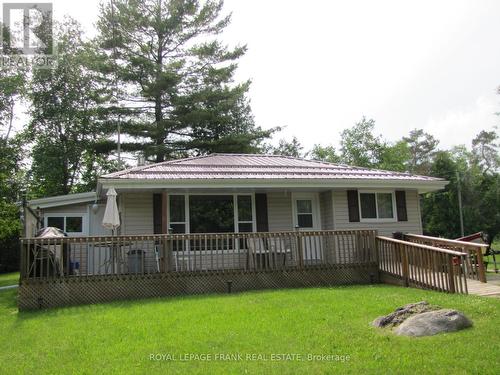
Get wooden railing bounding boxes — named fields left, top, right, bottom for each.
left=377, top=236, right=468, bottom=294
left=20, top=229, right=378, bottom=281
left=405, top=234, right=488, bottom=282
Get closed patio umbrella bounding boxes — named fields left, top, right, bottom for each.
left=102, top=187, right=122, bottom=273
left=102, top=187, right=120, bottom=232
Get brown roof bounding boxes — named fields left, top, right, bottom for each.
left=101, top=154, right=443, bottom=182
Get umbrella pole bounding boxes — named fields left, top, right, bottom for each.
left=112, top=229, right=116, bottom=275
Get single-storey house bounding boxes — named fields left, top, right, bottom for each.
left=21, top=153, right=473, bottom=310
left=24, top=153, right=446, bottom=240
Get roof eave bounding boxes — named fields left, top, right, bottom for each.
left=98, top=177, right=448, bottom=194
left=27, top=192, right=97, bottom=209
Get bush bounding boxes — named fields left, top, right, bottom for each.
left=0, top=234, right=20, bottom=273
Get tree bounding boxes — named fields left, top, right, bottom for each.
left=309, top=144, right=342, bottom=164
left=0, top=23, right=27, bottom=271
left=96, top=0, right=273, bottom=162
left=25, top=19, right=115, bottom=197
left=0, top=23, right=27, bottom=140
left=403, top=129, right=439, bottom=174
left=339, top=117, right=384, bottom=168
left=377, top=141, right=412, bottom=172
left=471, top=127, right=499, bottom=173
left=266, top=136, right=303, bottom=157
left=421, top=151, right=461, bottom=238
left=421, top=145, right=500, bottom=243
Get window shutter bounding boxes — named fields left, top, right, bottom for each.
left=347, top=190, right=360, bottom=222
left=153, top=194, right=162, bottom=234
left=255, top=193, right=269, bottom=232
left=395, top=190, right=408, bottom=222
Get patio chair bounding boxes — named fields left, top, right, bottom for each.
left=247, top=237, right=291, bottom=269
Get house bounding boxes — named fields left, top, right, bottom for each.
left=21, top=154, right=468, bottom=310
left=25, top=153, right=446, bottom=239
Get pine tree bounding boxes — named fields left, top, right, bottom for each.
left=96, top=0, right=273, bottom=162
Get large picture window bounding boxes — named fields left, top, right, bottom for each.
left=189, top=195, right=235, bottom=233
left=168, top=194, right=255, bottom=234
left=359, top=191, right=396, bottom=221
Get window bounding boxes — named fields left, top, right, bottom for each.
left=47, top=217, right=64, bottom=231
left=65, top=217, right=83, bottom=232
left=296, top=199, right=314, bottom=228
left=45, top=215, right=85, bottom=234
left=359, top=192, right=395, bottom=221
left=168, top=194, right=255, bottom=237
left=237, top=195, right=254, bottom=232
left=189, top=195, right=235, bottom=233
left=169, top=195, right=186, bottom=234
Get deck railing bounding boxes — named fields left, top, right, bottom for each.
left=377, top=236, right=468, bottom=294
left=405, top=234, right=488, bottom=282
left=20, top=229, right=378, bottom=281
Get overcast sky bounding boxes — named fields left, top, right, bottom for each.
left=7, top=0, right=500, bottom=151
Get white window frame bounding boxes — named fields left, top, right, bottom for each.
left=168, top=194, right=189, bottom=233
left=358, top=190, right=397, bottom=223
left=291, top=192, right=321, bottom=230
left=44, top=213, right=89, bottom=236
left=166, top=192, right=256, bottom=234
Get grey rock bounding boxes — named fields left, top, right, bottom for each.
left=372, top=301, right=437, bottom=328
left=395, top=309, right=472, bottom=337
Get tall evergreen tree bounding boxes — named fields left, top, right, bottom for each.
left=403, top=129, right=439, bottom=174
left=96, top=0, right=272, bottom=162
left=471, top=127, right=499, bottom=173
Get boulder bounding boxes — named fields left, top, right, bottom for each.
left=372, top=301, right=437, bottom=328
left=395, top=309, right=472, bottom=337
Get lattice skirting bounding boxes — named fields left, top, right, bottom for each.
left=379, top=271, right=405, bottom=287
left=18, top=264, right=379, bottom=310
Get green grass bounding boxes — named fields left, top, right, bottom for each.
left=0, top=272, right=19, bottom=287
left=1, top=285, right=499, bottom=375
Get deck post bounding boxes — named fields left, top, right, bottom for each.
left=400, top=243, right=409, bottom=287
left=295, top=226, right=304, bottom=269
left=474, top=247, right=487, bottom=283
left=447, top=256, right=456, bottom=293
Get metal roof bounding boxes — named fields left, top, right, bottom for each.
left=101, top=154, right=443, bottom=182
left=27, top=191, right=97, bottom=209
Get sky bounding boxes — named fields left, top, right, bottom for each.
left=4, top=0, right=500, bottom=151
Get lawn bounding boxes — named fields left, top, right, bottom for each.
left=0, top=272, right=19, bottom=287
left=1, top=285, right=499, bottom=375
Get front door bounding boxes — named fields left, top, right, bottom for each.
left=292, top=193, right=322, bottom=262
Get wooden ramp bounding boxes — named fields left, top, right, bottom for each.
left=467, top=278, right=500, bottom=298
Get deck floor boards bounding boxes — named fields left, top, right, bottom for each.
left=467, top=275, right=500, bottom=298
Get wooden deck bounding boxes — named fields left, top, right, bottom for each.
left=468, top=273, right=500, bottom=298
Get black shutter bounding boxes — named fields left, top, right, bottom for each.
left=347, top=190, right=360, bottom=222
left=255, top=193, right=269, bottom=232
left=153, top=194, right=162, bottom=234
left=395, top=190, right=408, bottom=222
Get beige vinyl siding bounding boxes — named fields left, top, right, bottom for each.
left=267, top=192, right=293, bottom=232
left=319, top=191, right=334, bottom=230
left=121, top=193, right=154, bottom=235
left=332, top=189, right=423, bottom=236
left=120, top=193, right=156, bottom=272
